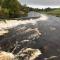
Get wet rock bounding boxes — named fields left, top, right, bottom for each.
left=0, top=28, right=42, bottom=52
left=16, top=48, right=42, bottom=60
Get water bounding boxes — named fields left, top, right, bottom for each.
left=28, top=11, right=40, bottom=17
left=1, top=12, right=60, bottom=59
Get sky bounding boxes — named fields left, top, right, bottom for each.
left=18, top=0, right=60, bottom=9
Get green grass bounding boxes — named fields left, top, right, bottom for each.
left=46, top=9, right=60, bottom=17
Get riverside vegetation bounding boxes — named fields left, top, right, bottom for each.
left=0, top=0, right=29, bottom=19
left=28, top=7, right=60, bottom=17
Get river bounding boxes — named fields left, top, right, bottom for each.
left=0, top=12, right=60, bottom=60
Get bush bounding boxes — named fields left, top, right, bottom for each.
left=0, top=0, right=28, bottom=18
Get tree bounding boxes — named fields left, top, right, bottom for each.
left=2, top=0, right=21, bottom=18
left=0, top=0, right=28, bottom=18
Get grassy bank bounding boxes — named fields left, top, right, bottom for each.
left=46, top=8, right=60, bottom=17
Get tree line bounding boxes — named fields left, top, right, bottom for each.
left=28, top=7, right=56, bottom=12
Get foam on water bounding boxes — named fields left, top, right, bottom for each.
left=38, top=14, right=48, bottom=21
left=0, top=14, right=48, bottom=29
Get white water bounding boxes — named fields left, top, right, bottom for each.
left=0, top=14, right=48, bottom=29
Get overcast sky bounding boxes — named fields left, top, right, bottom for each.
left=18, top=0, right=60, bottom=9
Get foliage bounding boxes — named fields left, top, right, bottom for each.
left=46, top=8, right=60, bottom=17
left=28, top=7, right=60, bottom=17
left=0, top=0, right=28, bottom=18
